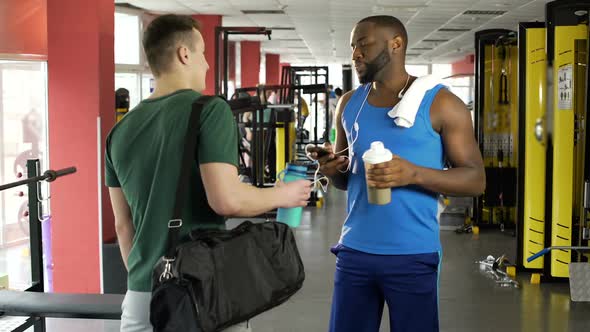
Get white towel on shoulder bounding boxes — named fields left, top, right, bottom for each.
left=387, top=75, right=447, bottom=128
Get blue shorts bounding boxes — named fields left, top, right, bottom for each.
left=329, top=245, right=441, bottom=332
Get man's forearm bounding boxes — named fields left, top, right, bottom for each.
left=231, top=184, right=284, bottom=217
left=115, top=223, right=134, bottom=271
left=414, top=166, right=485, bottom=197
left=329, top=172, right=349, bottom=191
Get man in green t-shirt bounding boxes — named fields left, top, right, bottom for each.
left=106, top=15, right=311, bottom=332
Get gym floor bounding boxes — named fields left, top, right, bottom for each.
left=3, top=189, right=590, bottom=332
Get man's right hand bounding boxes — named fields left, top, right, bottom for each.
left=306, top=145, right=349, bottom=178
left=276, top=180, right=313, bottom=208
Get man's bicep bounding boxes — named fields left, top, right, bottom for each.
left=200, top=163, right=239, bottom=214
left=200, top=163, right=238, bottom=191
left=198, top=100, right=239, bottom=165
left=105, top=145, right=120, bottom=187
left=439, top=92, right=483, bottom=168
left=109, top=187, right=132, bottom=222
left=334, top=91, right=354, bottom=157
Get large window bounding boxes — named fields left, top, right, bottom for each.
left=142, top=73, right=155, bottom=99
left=432, top=63, right=474, bottom=104
left=115, top=72, right=141, bottom=109
left=114, top=72, right=154, bottom=110
left=0, top=60, right=49, bottom=291
left=328, top=64, right=343, bottom=90
left=115, top=8, right=152, bottom=110
left=445, top=76, right=474, bottom=105
left=432, top=64, right=452, bottom=78
left=406, top=64, right=429, bottom=77
left=115, top=12, right=141, bottom=65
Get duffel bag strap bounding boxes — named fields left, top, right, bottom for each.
left=164, top=96, right=215, bottom=264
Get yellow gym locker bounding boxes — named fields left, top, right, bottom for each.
left=517, top=22, right=547, bottom=270
left=545, top=0, right=590, bottom=278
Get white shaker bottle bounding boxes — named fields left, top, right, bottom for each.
left=362, top=141, right=393, bottom=205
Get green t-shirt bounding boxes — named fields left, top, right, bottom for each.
left=105, top=89, right=238, bottom=292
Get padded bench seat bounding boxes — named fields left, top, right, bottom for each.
left=0, top=290, right=123, bottom=320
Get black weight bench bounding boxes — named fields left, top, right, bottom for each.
left=0, top=164, right=126, bottom=331
left=0, top=290, right=123, bottom=320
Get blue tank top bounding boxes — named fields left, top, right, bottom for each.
left=340, top=83, right=446, bottom=255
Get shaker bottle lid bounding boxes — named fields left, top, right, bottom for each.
left=362, top=141, right=393, bottom=164
left=371, top=141, right=385, bottom=151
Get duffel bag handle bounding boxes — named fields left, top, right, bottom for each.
left=189, top=220, right=254, bottom=242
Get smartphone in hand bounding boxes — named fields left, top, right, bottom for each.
left=306, top=145, right=331, bottom=160
left=314, top=148, right=332, bottom=159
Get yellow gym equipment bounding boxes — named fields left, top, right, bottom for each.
left=275, top=110, right=296, bottom=177
left=520, top=0, right=590, bottom=283
left=115, top=88, right=129, bottom=123
left=474, top=29, right=519, bottom=232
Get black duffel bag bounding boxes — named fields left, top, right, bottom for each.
left=149, top=96, right=305, bottom=332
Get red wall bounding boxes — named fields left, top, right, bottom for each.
left=241, top=41, right=261, bottom=88
left=279, top=62, right=290, bottom=84
left=47, top=0, right=114, bottom=293
left=193, top=15, right=221, bottom=95
left=265, top=53, right=280, bottom=86
left=0, top=0, right=47, bottom=55
left=452, top=54, right=475, bottom=76
left=99, top=1, right=116, bottom=245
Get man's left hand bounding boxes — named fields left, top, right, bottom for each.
left=366, top=155, right=419, bottom=189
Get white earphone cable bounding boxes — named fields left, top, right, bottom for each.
left=305, top=83, right=371, bottom=183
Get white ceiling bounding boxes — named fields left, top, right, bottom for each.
left=115, top=0, right=551, bottom=64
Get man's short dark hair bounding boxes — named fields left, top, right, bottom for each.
left=143, top=14, right=201, bottom=77
left=358, top=15, right=408, bottom=50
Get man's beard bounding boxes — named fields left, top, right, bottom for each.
left=358, top=47, right=391, bottom=84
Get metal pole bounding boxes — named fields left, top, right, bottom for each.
left=215, top=27, right=221, bottom=96
left=314, top=68, right=318, bottom=144
left=258, top=107, right=264, bottom=186
left=0, top=167, right=77, bottom=192
left=27, top=159, right=44, bottom=292
left=11, top=317, right=43, bottom=332
left=285, top=120, right=290, bottom=167
left=224, top=31, right=229, bottom=99
left=27, top=159, right=46, bottom=332
left=342, top=64, right=352, bottom=92
left=325, top=66, right=330, bottom=142
left=252, top=108, right=259, bottom=187
left=1, top=174, right=50, bottom=192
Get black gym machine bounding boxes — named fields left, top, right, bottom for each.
left=213, top=26, right=330, bottom=207
left=280, top=65, right=330, bottom=146
left=0, top=161, right=124, bottom=332
left=214, top=26, right=271, bottom=99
